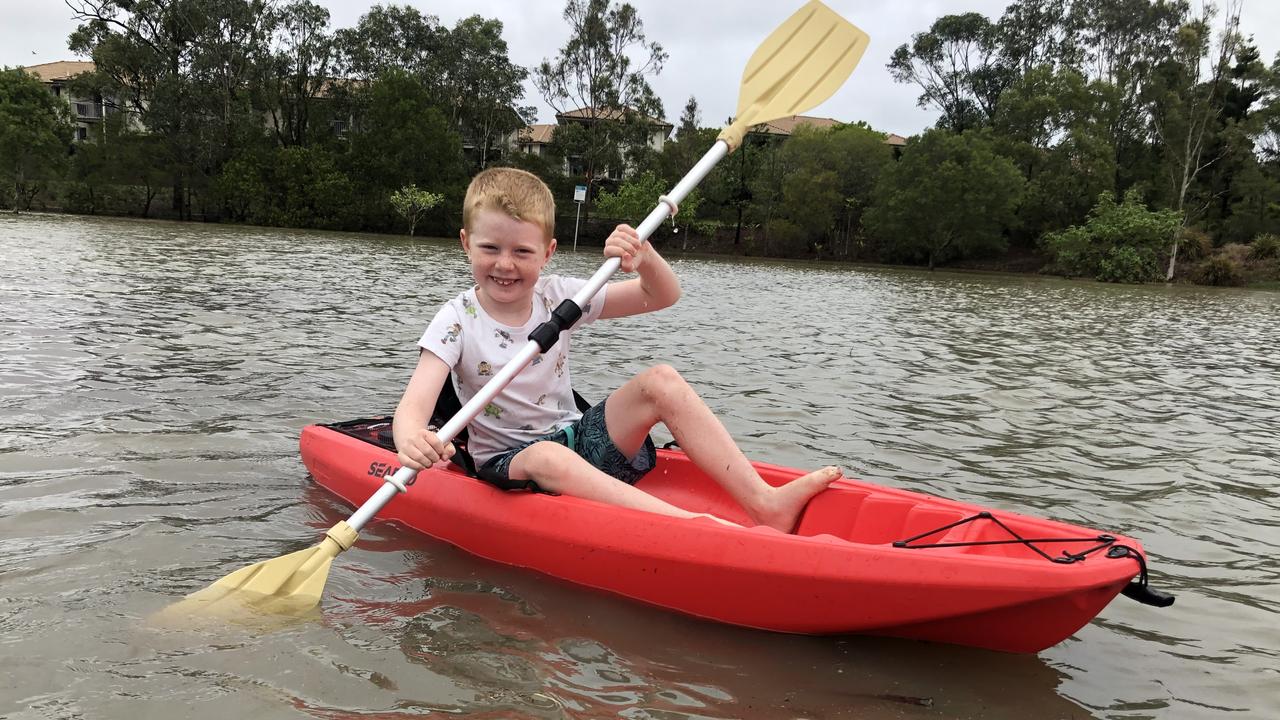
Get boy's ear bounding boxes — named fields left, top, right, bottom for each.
left=459, top=229, right=469, bottom=254
left=545, top=237, right=557, bottom=260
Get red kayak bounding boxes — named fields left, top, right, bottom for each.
left=300, top=417, right=1172, bottom=653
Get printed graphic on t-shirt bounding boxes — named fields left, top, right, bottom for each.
left=416, top=275, right=607, bottom=463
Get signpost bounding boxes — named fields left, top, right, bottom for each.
left=572, top=184, right=587, bottom=252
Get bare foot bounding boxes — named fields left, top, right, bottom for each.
left=751, top=466, right=842, bottom=533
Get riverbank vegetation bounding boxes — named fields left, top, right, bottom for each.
left=2, top=0, right=1279, bottom=287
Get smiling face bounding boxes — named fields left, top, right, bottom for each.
left=461, top=208, right=556, bottom=321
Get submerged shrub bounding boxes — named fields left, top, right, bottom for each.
left=1041, top=189, right=1179, bottom=283
left=1097, top=245, right=1160, bottom=284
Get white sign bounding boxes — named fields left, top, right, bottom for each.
left=573, top=185, right=587, bottom=203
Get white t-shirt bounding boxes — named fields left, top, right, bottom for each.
left=418, top=275, right=606, bottom=464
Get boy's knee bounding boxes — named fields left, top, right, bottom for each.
left=642, top=363, right=684, bottom=389
left=518, top=440, right=572, bottom=476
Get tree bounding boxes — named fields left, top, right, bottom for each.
left=593, top=171, right=663, bottom=219
left=534, top=0, right=667, bottom=204
left=1070, top=0, right=1190, bottom=191
left=766, top=124, right=895, bottom=257
left=332, top=4, right=444, bottom=80
left=675, top=96, right=700, bottom=140
left=0, top=68, right=72, bottom=212
left=67, top=0, right=281, bottom=219
left=1145, top=2, right=1242, bottom=280
left=434, top=16, right=534, bottom=170
left=996, top=0, right=1083, bottom=75
left=390, top=184, right=444, bottom=236
left=343, top=69, right=464, bottom=230
left=888, top=13, right=1011, bottom=132
left=866, top=129, right=1025, bottom=269
left=263, top=0, right=334, bottom=147
left=993, top=66, right=1116, bottom=240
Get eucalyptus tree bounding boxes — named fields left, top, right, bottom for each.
left=888, top=12, right=1011, bottom=132
left=1070, top=0, right=1190, bottom=190
left=995, top=0, right=1083, bottom=75
left=0, top=68, right=73, bottom=212
left=534, top=0, right=667, bottom=204
left=1144, top=2, right=1242, bottom=279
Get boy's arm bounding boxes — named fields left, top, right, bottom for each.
left=393, top=350, right=455, bottom=470
left=599, top=224, right=682, bottom=319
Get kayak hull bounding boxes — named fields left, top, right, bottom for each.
left=300, top=419, right=1146, bottom=653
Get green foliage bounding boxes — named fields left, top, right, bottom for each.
left=211, top=146, right=356, bottom=228
left=0, top=68, right=73, bottom=210
left=389, top=184, right=445, bottom=236
left=342, top=69, right=465, bottom=229
left=593, top=173, right=661, bottom=219
left=866, top=129, right=1025, bottom=268
left=1097, top=245, right=1160, bottom=284
left=762, top=218, right=808, bottom=256
left=888, top=13, right=1008, bottom=132
left=1041, top=189, right=1181, bottom=283
left=1249, top=233, right=1280, bottom=260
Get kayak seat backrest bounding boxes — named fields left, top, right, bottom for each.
left=429, top=375, right=592, bottom=478
left=795, top=491, right=968, bottom=545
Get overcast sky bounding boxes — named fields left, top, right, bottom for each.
left=3, top=0, right=1279, bottom=135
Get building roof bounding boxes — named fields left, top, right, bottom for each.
left=518, top=124, right=557, bottom=145
left=884, top=133, right=908, bottom=147
left=23, top=60, right=95, bottom=82
left=556, top=106, right=672, bottom=129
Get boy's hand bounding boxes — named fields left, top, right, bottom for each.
left=603, top=224, right=647, bottom=273
left=398, top=427, right=456, bottom=471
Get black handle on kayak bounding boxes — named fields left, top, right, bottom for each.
left=1121, top=582, right=1175, bottom=607
left=1108, top=545, right=1175, bottom=607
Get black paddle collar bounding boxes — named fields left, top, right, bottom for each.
left=529, top=299, right=583, bottom=352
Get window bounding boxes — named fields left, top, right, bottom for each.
left=75, top=126, right=88, bottom=141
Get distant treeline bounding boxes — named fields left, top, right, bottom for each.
left=1, top=0, right=1278, bottom=286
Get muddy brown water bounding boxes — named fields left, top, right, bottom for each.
left=1, top=213, right=1277, bottom=719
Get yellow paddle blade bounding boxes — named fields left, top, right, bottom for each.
left=719, top=0, right=870, bottom=150
left=160, top=521, right=358, bottom=619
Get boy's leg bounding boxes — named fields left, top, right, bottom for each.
left=508, top=441, right=737, bottom=525
left=603, top=364, right=841, bottom=532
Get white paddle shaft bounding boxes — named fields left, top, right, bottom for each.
left=345, top=140, right=732, bottom=532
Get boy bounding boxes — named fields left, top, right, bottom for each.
left=393, top=167, right=840, bottom=532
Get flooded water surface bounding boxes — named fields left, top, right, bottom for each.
left=1, top=213, right=1277, bottom=719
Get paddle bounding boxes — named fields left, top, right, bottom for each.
left=169, top=0, right=869, bottom=618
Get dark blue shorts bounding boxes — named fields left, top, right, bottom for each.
left=476, top=398, right=657, bottom=493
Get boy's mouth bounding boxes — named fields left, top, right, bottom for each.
left=490, top=277, right=518, bottom=287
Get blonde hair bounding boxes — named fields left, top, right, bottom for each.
left=462, top=168, right=556, bottom=242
